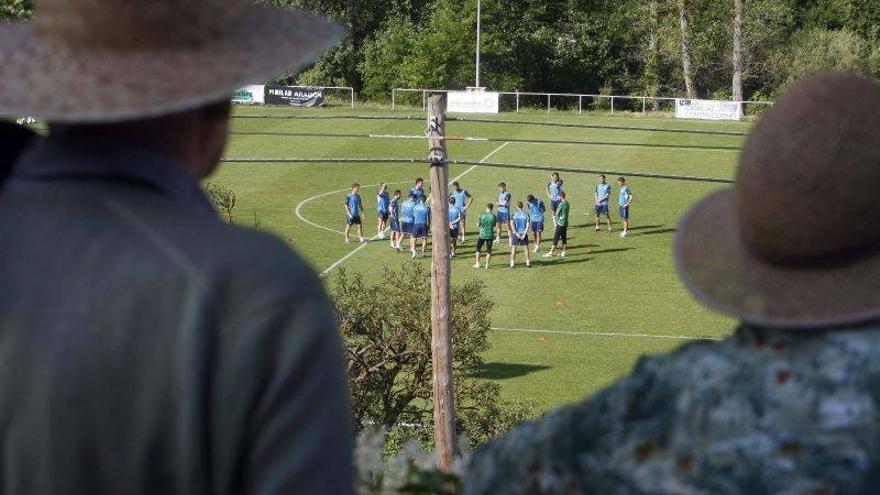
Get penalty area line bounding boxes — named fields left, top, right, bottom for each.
left=319, top=141, right=512, bottom=278
left=491, top=326, right=722, bottom=341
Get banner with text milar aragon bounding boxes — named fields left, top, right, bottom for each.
left=264, top=86, right=325, bottom=107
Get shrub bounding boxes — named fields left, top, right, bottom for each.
left=203, top=182, right=236, bottom=223
left=330, top=264, right=534, bottom=456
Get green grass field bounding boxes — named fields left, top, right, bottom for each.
left=214, top=105, right=747, bottom=412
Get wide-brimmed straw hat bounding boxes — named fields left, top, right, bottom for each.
left=0, top=0, right=342, bottom=122
left=675, top=72, right=880, bottom=330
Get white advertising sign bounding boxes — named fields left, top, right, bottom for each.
left=232, top=85, right=265, bottom=105
left=447, top=91, right=500, bottom=114
left=675, top=98, right=742, bottom=121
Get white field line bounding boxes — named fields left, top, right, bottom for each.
left=317, top=142, right=512, bottom=278
left=491, top=326, right=722, bottom=341
left=450, top=141, right=509, bottom=184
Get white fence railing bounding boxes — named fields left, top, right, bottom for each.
left=391, top=88, right=773, bottom=115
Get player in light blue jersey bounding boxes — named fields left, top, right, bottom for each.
left=509, top=201, right=532, bottom=268
left=448, top=196, right=462, bottom=258
left=618, top=176, right=633, bottom=238
left=410, top=177, right=426, bottom=203
left=343, top=182, right=365, bottom=244
left=376, top=182, right=390, bottom=240
left=410, top=199, right=431, bottom=258
left=594, top=174, right=613, bottom=232
left=389, top=189, right=402, bottom=251
left=495, top=182, right=512, bottom=244
left=449, top=181, right=473, bottom=241
left=545, top=172, right=564, bottom=223
left=400, top=193, right=416, bottom=242
left=526, top=194, right=546, bottom=253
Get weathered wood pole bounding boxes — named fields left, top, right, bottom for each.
left=426, top=95, right=456, bottom=469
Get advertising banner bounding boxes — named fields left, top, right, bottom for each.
left=675, top=98, right=742, bottom=121
left=264, top=86, right=325, bottom=107
left=232, top=85, right=265, bottom=105
left=447, top=90, right=500, bottom=114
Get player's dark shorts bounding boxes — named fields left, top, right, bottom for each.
left=402, top=221, right=413, bottom=235
left=550, top=199, right=560, bottom=213
left=531, top=220, right=544, bottom=233
left=619, top=206, right=630, bottom=220
left=595, top=203, right=609, bottom=215
left=497, top=211, right=509, bottom=224
left=553, top=225, right=568, bottom=245
left=390, top=218, right=400, bottom=232
left=450, top=228, right=460, bottom=239
left=347, top=215, right=362, bottom=226
left=476, top=238, right=493, bottom=254
left=511, top=234, right=529, bottom=246
left=378, top=212, right=389, bottom=221
left=412, top=223, right=428, bottom=239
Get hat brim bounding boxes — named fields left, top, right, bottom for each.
left=675, top=190, right=880, bottom=329
left=0, top=6, right=343, bottom=122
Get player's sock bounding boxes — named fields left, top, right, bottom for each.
left=473, top=261, right=480, bottom=268
left=560, top=250, right=566, bottom=258
left=526, top=260, right=531, bottom=267
left=509, top=260, right=514, bottom=268
left=595, top=226, right=600, bottom=231
left=542, top=251, right=553, bottom=257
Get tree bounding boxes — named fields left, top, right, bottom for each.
left=677, top=0, right=696, bottom=97
left=732, top=0, right=744, bottom=101
left=0, top=0, right=31, bottom=21
left=330, top=264, right=534, bottom=453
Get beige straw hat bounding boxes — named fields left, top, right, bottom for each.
left=0, top=0, right=343, bottom=122
left=675, top=73, right=880, bottom=329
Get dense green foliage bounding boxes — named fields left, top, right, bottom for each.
left=265, top=0, right=880, bottom=100
left=331, top=264, right=534, bottom=453
left=7, top=0, right=878, bottom=99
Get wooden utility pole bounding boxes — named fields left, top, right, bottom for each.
left=426, top=95, right=456, bottom=469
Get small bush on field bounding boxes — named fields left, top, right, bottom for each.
left=203, top=182, right=236, bottom=223
left=330, top=264, right=534, bottom=458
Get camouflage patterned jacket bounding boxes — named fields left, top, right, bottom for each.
left=465, top=325, right=880, bottom=495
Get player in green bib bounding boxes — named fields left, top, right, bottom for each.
left=474, top=203, right=497, bottom=269
left=544, top=192, right=570, bottom=258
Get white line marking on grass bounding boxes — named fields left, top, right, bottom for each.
left=294, top=187, right=351, bottom=236
left=451, top=141, right=510, bottom=184
left=318, top=142, right=512, bottom=278
left=491, top=326, right=722, bottom=341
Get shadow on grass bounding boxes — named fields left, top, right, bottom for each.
left=474, top=362, right=551, bottom=380
left=637, top=227, right=677, bottom=236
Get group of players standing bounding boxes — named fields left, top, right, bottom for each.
left=342, top=173, right=634, bottom=268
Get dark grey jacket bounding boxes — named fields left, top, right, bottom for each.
left=0, top=135, right=353, bottom=494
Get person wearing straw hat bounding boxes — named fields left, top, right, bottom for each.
left=0, top=2, right=352, bottom=494
left=464, top=73, right=880, bottom=494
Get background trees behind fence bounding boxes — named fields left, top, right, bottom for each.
left=265, top=0, right=880, bottom=103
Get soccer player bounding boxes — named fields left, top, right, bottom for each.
left=544, top=191, right=570, bottom=258
left=389, top=189, right=402, bottom=251
left=449, top=181, right=473, bottom=241
left=448, top=197, right=462, bottom=258
left=376, top=182, right=390, bottom=240
left=410, top=177, right=426, bottom=203
left=509, top=201, right=532, bottom=268
left=545, top=172, right=564, bottom=224
left=594, top=174, right=612, bottom=232
left=474, top=204, right=496, bottom=269
left=410, top=197, right=430, bottom=258
left=526, top=194, right=546, bottom=253
left=494, top=182, right=512, bottom=244
left=618, top=177, right=633, bottom=238
left=400, top=192, right=416, bottom=245
left=343, top=183, right=365, bottom=244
